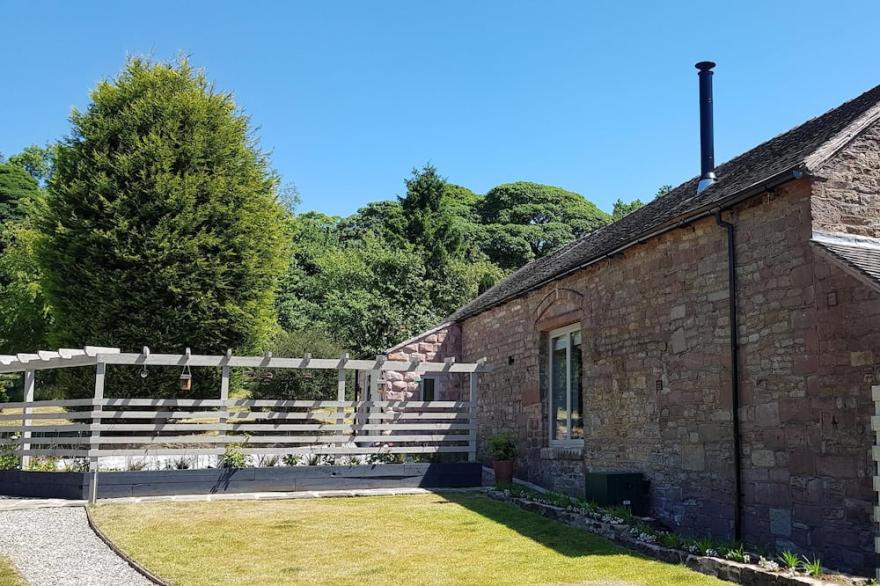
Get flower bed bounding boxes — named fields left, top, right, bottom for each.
left=487, top=485, right=870, bottom=586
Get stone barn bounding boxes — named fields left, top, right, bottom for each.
left=385, top=74, right=880, bottom=574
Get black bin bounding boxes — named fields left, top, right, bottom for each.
left=584, top=471, right=649, bottom=516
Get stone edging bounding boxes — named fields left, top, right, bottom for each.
left=485, top=490, right=868, bottom=586
left=84, top=506, right=170, bottom=586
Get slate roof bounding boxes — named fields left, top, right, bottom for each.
left=812, top=234, right=880, bottom=293
left=450, top=83, right=880, bottom=322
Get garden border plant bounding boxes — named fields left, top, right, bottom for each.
left=487, top=483, right=871, bottom=586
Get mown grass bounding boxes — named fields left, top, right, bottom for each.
left=0, top=555, right=26, bottom=586
left=90, top=493, right=724, bottom=586
left=0, top=405, right=72, bottom=426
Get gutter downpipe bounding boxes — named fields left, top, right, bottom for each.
left=714, top=208, right=743, bottom=542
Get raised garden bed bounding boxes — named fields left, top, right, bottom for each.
left=486, top=486, right=871, bottom=586
left=0, top=462, right=481, bottom=500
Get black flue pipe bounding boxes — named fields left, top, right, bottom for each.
left=696, top=61, right=717, bottom=192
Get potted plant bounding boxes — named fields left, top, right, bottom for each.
left=489, top=432, right=517, bottom=486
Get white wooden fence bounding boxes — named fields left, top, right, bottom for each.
left=0, top=346, right=489, bottom=500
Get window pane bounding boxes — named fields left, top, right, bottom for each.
left=551, top=335, right=568, bottom=440
left=570, top=332, right=584, bottom=439
left=422, top=378, right=435, bottom=401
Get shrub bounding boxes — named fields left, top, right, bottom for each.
left=250, top=330, right=348, bottom=401
left=0, top=436, right=19, bottom=470
left=257, top=454, right=279, bottom=468
left=281, top=454, right=301, bottom=467
left=723, top=544, right=750, bottom=563
left=800, top=555, right=822, bottom=577
left=488, top=432, right=517, bottom=461
left=220, top=443, right=248, bottom=469
left=62, top=458, right=89, bottom=472
left=778, top=550, right=799, bottom=572
left=127, top=459, right=148, bottom=471
left=366, top=451, right=403, bottom=465
left=658, top=532, right=683, bottom=549
left=165, top=457, right=191, bottom=470
left=28, top=456, right=58, bottom=471
left=605, top=505, right=633, bottom=522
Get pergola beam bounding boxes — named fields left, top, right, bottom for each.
left=0, top=348, right=493, bottom=374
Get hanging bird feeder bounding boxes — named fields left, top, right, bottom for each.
left=179, top=364, right=192, bottom=391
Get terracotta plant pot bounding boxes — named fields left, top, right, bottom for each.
left=494, top=459, right=514, bottom=485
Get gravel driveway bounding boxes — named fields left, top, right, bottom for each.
left=0, top=508, right=153, bottom=585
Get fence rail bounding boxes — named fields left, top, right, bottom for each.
left=0, top=398, right=475, bottom=458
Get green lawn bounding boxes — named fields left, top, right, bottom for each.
left=90, top=493, right=724, bottom=586
left=0, top=555, right=25, bottom=586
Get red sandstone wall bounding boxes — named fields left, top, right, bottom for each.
left=460, top=175, right=880, bottom=573
left=382, top=322, right=464, bottom=400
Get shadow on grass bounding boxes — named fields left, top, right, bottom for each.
left=441, top=492, right=643, bottom=559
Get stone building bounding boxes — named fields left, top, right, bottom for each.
left=386, top=82, right=880, bottom=574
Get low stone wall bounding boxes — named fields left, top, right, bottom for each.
left=0, top=463, right=483, bottom=500
left=486, top=490, right=870, bottom=586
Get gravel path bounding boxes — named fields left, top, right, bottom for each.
left=0, top=508, right=153, bottom=586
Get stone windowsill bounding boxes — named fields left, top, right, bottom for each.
left=540, top=447, right=583, bottom=461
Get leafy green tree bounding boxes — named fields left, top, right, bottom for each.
left=0, top=163, right=38, bottom=225
left=611, top=198, right=645, bottom=221
left=276, top=212, right=341, bottom=334
left=337, top=201, right=407, bottom=247
left=41, top=58, right=290, bottom=396
left=477, top=182, right=610, bottom=269
left=283, top=234, right=438, bottom=357
left=8, top=144, right=56, bottom=184
left=251, top=329, right=349, bottom=400
left=400, top=165, right=464, bottom=278
left=0, top=191, right=51, bottom=353
left=655, top=184, right=673, bottom=198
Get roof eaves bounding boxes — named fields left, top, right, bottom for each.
left=449, top=166, right=805, bottom=322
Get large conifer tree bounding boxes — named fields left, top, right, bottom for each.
left=41, top=58, right=289, bottom=395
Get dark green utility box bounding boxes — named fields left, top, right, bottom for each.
left=585, top=472, right=649, bottom=516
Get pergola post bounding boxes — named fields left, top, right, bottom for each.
left=336, top=353, right=348, bottom=445
left=468, top=372, right=478, bottom=463
left=20, top=369, right=35, bottom=469
left=219, top=362, right=230, bottom=461
left=363, top=368, right=380, bottom=444
left=89, top=361, right=105, bottom=504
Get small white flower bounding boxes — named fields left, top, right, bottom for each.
left=757, top=557, right=780, bottom=572
left=705, top=548, right=718, bottom=557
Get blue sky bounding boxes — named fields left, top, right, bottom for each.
left=2, top=1, right=879, bottom=217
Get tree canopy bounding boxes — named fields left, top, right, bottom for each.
left=477, top=182, right=610, bottom=269
left=39, top=58, right=289, bottom=394
left=0, top=163, right=39, bottom=226
left=612, top=197, right=645, bottom=220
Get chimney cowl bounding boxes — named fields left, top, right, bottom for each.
left=696, top=61, right=717, bottom=194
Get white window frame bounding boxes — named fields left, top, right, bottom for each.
left=548, top=323, right=584, bottom=448
left=419, top=376, right=440, bottom=401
